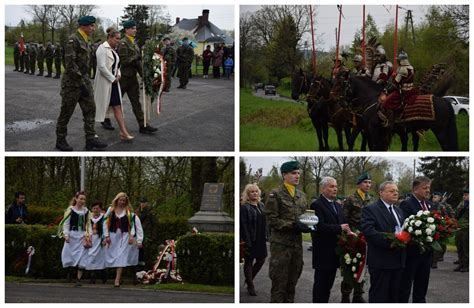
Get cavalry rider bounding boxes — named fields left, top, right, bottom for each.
left=382, top=51, right=417, bottom=111
left=351, top=54, right=371, bottom=78
left=331, top=54, right=348, bottom=82
left=371, top=46, right=392, bottom=86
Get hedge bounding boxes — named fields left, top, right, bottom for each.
left=176, top=233, right=234, bottom=286
left=26, top=206, right=64, bottom=225
left=5, top=219, right=192, bottom=279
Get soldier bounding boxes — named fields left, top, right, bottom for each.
left=162, top=37, right=176, bottom=92
left=55, top=15, right=107, bottom=151
left=37, top=43, right=45, bottom=76
left=264, top=161, right=310, bottom=303
left=118, top=20, right=157, bottom=134
left=454, top=188, right=469, bottom=272
left=13, top=42, right=20, bottom=71
left=54, top=41, right=62, bottom=79
left=23, top=42, right=30, bottom=74
left=176, top=37, right=194, bottom=89
left=340, top=172, right=373, bottom=303
left=331, top=54, right=347, bottom=81
left=371, top=45, right=393, bottom=86
left=383, top=51, right=416, bottom=111
left=351, top=54, right=371, bottom=77
left=44, top=42, right=54, bottom=77
left=90, top=39, right=101, bottom=78
left=28, top=42, right=37, bottom=75
left=431, top=191, right=453, bottom=268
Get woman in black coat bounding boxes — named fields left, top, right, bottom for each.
left=240, top=183, right=267, bottom=296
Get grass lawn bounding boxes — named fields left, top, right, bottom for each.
left=5, top=46, right=14, bottom=65
left=5, top=276, right=234, bottom=294
left=240, top=88, right=469, bottom=151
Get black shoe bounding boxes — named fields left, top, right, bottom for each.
left=45, top=74, right=52, bottom=78
left=181, top=85, right=187, bottom=89
left=75, top=279, right=82, bottom=287
left=247, top=285, right=257, bottom=296
left=431, top=264, right=438, bottom=269
left=454, top=265, right=462, bottom=272
left=13, top=69, right=18, bottom=71
left=164, top=89, right=170, bottom=92
left=454, top=260, right=460, bottom=264
left=54, top=75, right=60, bottom=79
left=30, top=72, right=35, bottom=75
left=86, top=139, right=107, bottom=150
left=460, top=267, right=469, bottom=272
left=139, top=125, right=158, bottom=134
left=37, top=73, right=43, bottom=76
left=56, top=139, right=73, bottom=151
left=177, top=85, right=183, bottom=89
left=101, top=121, right=115, bottom=130
left=352, top=297, right=366, bottom=303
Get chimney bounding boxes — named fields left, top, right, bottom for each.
left=176, top=17, right=180, bottom=25
left=202, top=9, right=209, bottom=25
left=197, top=16, right=202, bottom=27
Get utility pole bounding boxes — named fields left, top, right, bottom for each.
left=80, top=157, right=86, bottom=191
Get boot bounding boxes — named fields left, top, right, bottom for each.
left=454, top=265, right=462, bottom=272
left=139, top=125, right=158, bottom=134
left=341, top=293, right=351, bottom=303
left=86, top=138, right=107, bottom=150
left=37, top=72, right=43, bottom=76
left=244, top=261, right=257, bottom=296
left=54, top=74, right=61, bottom=79
left=459, top=267, right=469, bottom=272
left=45, top=73, right=52, bottom=78
left=56, top=139, right=73, bottom=151
left=101, top=118, right=114, bottom=130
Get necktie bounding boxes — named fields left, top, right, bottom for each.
left=421, top=200, right=428, bottom=211
left=389, top=206, right=400, bottom=227
left=331, top=201, right=337, bottom=215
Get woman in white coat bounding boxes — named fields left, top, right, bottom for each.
left=103, top=192, right=143, bottom=287
left=94, top=28, right=134, bottom=141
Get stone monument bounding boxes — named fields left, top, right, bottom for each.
left=187, top=183, right=234, bottom=232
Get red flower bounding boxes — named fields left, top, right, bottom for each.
left=396, top=231, right=411, bottom=244
left=438, top=225, right=445, bottom=232
left=434, top=233, right=440, bottom=240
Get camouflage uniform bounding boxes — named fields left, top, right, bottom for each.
left=265, top=185, right=307, bottom=303
left=36, top=44, right=45, bottom=76
left=454, top=201, right=469, bottom=272
left=23, top=44, right=30, bottom=74
left=176, top=43, right=194, bottom=88
left=162, top=44, right=176, bottom=91
left=432, top=201, right=455, bottom=266
left=56, top=31, right=97, bottom=145
left=118, top=36, right=145, bottom=126
left=44, top=43, right=54, bottom=77
left=28, top=43, right=37, bottom=75
left=13, top=42, right=20, bottom=71
left=54, top=43, right=62, bottom=78
left=341, top=190, right=373, bottom=302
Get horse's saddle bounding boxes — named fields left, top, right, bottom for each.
left=378, top=94, right=435, bottom=123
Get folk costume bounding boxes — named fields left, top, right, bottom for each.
left=84, top=213, right=106, bottom=270
left=60, top=206, right=92, bottom=268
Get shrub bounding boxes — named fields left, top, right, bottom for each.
left=26, top=206, right=64, bottom=225
left=176, top=233, right=234, bottom=286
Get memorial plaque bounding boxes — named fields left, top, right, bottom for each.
left=200, top=183, right=224, bottom=211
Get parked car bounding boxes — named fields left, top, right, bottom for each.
left=444, top=96, right=469, bottom=115
left=264, top=85, right=276, bottom=96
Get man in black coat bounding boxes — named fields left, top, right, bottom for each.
left=361, top=181, right=406, bottom=303
left=311, top=176, right=350, bottom=303
left=399, top=176, right=434, bottom=303
left=6, top=191, right=28, bottom=224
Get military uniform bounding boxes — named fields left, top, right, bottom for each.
left=432, top=200, right=455, bottom=267
left=37, top=44, right=45, bottom=76
left=90, top=42, right=99, bottom=78
left=54, top=43, right=62, bottom=79
left=341, top=189, right=373, bottom=302
left=118, top=36, right=146, bottom=126
left=176, top=42, right=194, bottom=88
left=454, top=200, right=469, bottom=272
left=13, top=42, right=20, bottom=71
left=56, top=23, right=106, bottom=151
left=265, top=184, right=307, bottom=302
left=44, top=43, right=54, bottom=77
left=162, top=43, right=176, bottom=91
left=23, top=44, right=30, bottom=74
left=28, top=43, right=37, bottom=75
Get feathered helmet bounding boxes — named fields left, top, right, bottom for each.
left=353, top=54, right=363, bottom=62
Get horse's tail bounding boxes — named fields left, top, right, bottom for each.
left=446, top=99, right=459, bottom=151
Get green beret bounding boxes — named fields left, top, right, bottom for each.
left=356, top=172, right=371, bottom=185
left=463, top=188, right=469, bottom=194
left=78, top=16, right=96, bottom=26
left=433, top=192, right=442, bottom=196
left=123, top=20, right=136, bottom=29
left=280, top=161, right=299, bottom=174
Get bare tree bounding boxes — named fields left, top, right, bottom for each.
left=309, top=156, right=331, bottom=195
left=27, top=5, right=49, bottom=43
left=441, top=5, right=469, bottom=43
left=148, top=5, right=170, bottom=38
left=329, top=157, right=357, bottom=195
left=59, top=5, right=96, bottom=35
left=46, top=6, right=61, bottom=44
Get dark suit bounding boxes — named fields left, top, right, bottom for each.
left=310, top=195, right=345, bottom=302
left=399, top=196, right=434, bottom=303
left=361, top=199, right=406, bottom=303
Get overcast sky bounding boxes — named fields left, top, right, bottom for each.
left=241, top=5, right=433, bottom=51
left=5, top=5, right=234, bottom=31
left=243, top=156, right=418, bottom=180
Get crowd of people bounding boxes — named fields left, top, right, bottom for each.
left=12, top=15, right=234, bottom=152
left=240, top=161, right=469, bottom=303
left=6, top=191, right=159, bottom=287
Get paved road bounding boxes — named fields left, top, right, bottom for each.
left=5, top=282, right=234, bottom=303
left=240, top=242, right=469, bottom=303
left=5, top=66, right=234, bottom=151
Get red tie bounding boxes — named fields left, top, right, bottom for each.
left=421, top=200, right=428, bottom=211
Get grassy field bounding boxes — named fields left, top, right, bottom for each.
left=5, top=276, right=234, bottom=294
left=240, top=88, right=469, bottom=151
